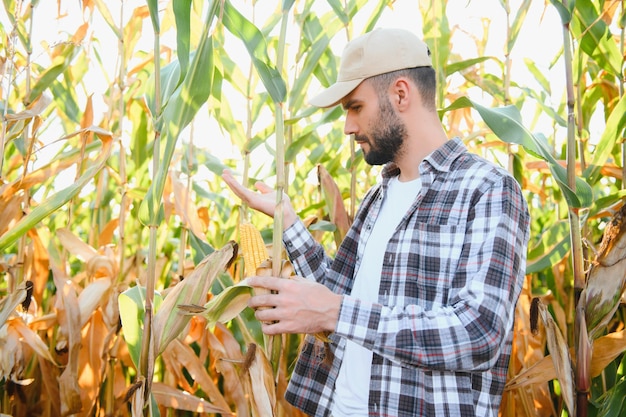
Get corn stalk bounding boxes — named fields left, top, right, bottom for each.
left=552, top=1, right=591, bottom=415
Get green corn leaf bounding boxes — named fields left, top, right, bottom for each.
left=523, top=58, right=551, bottom=95
left=0, top=127, right=113, bottom=251
left=363, top=0, right=391, bottom=33
left=583, top=93, right=626, bottom=185
left=92, top=0, right=122, bottom=39
left=118, top=285, right=164, bottom=369
left=446, top=96, right=593, bottom=209
left=198, top=282, right=254, bottom=329
left=526, top=220, right=571, bottom=274
left=549, top=0, right=573, bottom=24
left=222, top=0, right=286, bottom=103
left=445, top=57, right=495, bottom=76
left=507, top=0, right=532, bottom=53
left=146, top=0, right=160, bottom=34
left=572, top=0, right=623, bottom=77
left=139, top=4, right=217, bottom=226
left=173, top=0, right=192, bottom=80
left=27, top=42, right=80, bottom=105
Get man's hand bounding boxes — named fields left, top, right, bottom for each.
left=246, top=275, right=341, bottom=335
left=222, top=169, right=298, bottom=228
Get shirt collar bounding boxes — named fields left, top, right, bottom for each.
left=380, top=137, right=466, bottom=181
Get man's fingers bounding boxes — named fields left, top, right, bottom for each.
left=246, top=275, right=285, bottom=291
left=255, top=181, right=273, bottom=194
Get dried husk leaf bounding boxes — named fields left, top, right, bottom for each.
left=508, top=300, right=574, bottom=414
left=505, top=354, right=558, bottom=391
left=0, top=322, right=21, bottom=382
left=0, top=282, right=27, bottom=327
left=153, top=241, right=237, bottom=356
left=245, top=343, right=276, bottom=417
left=211, top=323, right=250, bottom=415
left=53, top=267, right=84, bottom=416
left=537, top=300, right=574, bottom=414
left=317, top=164, right=352, bottom=242
left=507, top=329, right=626, bottom=391
left=590, top=329, right=626, bottom=377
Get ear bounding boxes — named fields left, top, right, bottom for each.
left=391, top=78, right=411, bottom=111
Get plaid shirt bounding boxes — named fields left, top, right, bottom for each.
left=282, top=138, right=530, bottom=417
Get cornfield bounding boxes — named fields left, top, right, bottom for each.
left=1, top=0, right=626, bottom=416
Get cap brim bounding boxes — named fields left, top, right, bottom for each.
left=308, top=79, right=363, bottom=108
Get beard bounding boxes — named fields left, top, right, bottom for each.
left=355, top=97, right=408, bottom=166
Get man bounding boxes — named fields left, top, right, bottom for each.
left=222, top=27, right=530, bottom=417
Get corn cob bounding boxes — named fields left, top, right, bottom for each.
left=239, top=221, right=269, bottom=278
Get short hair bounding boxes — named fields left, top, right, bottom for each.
left=367, top=66, right=437, bottom=111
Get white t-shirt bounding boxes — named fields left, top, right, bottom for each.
left=332, top=175, right=422, bottom=417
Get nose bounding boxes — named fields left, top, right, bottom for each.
left=344, top=112, right=357, bottom=136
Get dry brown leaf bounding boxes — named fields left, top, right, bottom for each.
left=86, top=254, right=116, bottom=278
left=39, top=354, right=62, bottom=414
left=152, top=381, right=230, bottom=414
left=57, top=228, right=98, bottom=262
left=26, top=228, right=50, bottom=306
left=537, top=300, right=574, bottom=414
left=210, top=323, right=249, bottom=415
left=5, top=94, right=51, bottom=122
left=170, top=171, right=208, bottom=241
left=590, top=329, right=626, bottom=377
left=98, top=218, right=119, bottom=246
left=0, top=193, right=21, bottom=236
left=505, top=354, right=557, bottom=391
left=0, top=282, right=27, bottom=327
left=502, top=276, right=555, bottom=417
left=0, top=321, right=21, bottom=382
left=53, top=264, right=83, bottom=416
left=317, top=165, right=351, bottom=242
left=78, top=311, right=109, bottom=416
left=246, top=343, right=276, bottom=417
left=77, top=277, right=112, bottom=328
left=11, top=318, right=57, bottom=366
left=166, top=339, right=233, bottom=414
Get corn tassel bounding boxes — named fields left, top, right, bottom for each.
left=239, top=221, right=269, bottom=278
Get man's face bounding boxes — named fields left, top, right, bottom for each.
left=357, top=95, right=407, bottom=165
left=342, top=82, right=408, bottom=166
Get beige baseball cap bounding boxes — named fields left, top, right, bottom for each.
left=308, top=28, right=432, bottom=108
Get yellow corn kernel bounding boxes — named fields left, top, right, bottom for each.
left=239, top=221, right=269, bottom=277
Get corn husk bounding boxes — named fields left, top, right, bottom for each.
left=582, top=202, right=626, bottom=341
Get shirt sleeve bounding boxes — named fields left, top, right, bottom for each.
left=283, top=219, right=333, bottom=283
left=334, top=174, right=530, bottom=372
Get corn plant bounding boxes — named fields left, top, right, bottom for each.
left=2, top=1, right=626, bottom=416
